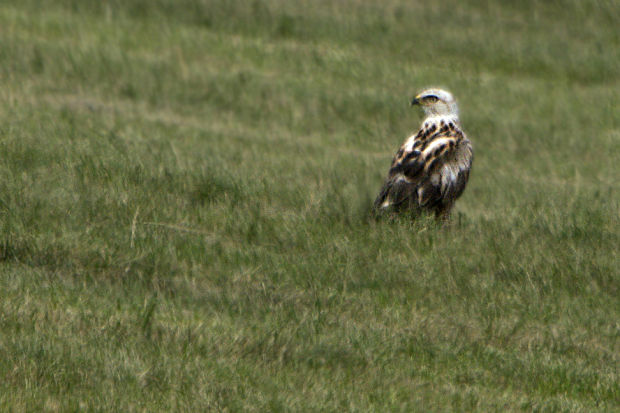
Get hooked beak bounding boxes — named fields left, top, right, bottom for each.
left=411, top=96, right=420, bottom=106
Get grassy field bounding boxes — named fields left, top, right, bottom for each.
left=0, top=0, right=618, bottom=411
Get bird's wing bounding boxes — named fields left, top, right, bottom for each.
left=434, top=136, right=473, bottom=205
left=374, top=129, right=472, bottom=211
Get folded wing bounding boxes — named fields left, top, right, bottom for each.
left=374, top=129, right=472, bottom=215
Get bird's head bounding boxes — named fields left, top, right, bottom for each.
left=411, top=88, right=458, bottom=118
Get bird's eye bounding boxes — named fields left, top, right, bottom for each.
left=425, top=96, right=439, bottom=103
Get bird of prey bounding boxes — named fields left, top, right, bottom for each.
left=374, top=88, right=473, bottom=220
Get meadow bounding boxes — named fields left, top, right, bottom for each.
left=0, top=0, right=618, bottom=411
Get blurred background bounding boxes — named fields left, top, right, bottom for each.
left=0, top=1, right=618, bottom=411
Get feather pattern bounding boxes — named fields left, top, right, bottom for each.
left=374, top=89, right=473, bottom=220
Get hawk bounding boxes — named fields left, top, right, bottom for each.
left=374, top=88, right=473, bottom=220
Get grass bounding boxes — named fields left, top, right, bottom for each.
left=0, top=0, right=618, bottom=411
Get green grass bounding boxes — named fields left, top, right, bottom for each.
left=0, top=0, right=618, bottom=411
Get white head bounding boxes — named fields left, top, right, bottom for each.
left=411, top=88, right=458, bottom=118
